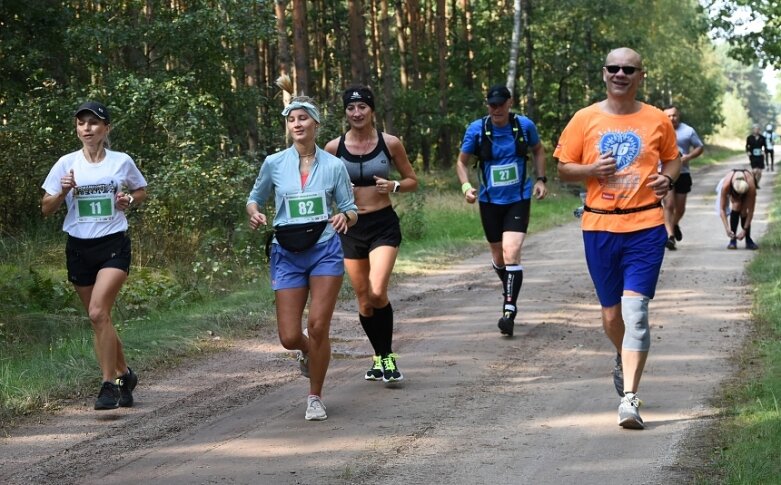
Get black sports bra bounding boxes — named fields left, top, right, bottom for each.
left=336, top=130, right=393, bottom=186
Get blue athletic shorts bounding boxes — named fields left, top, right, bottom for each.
left=583, top=225, right=667, bottom=307
left=270, top=234, right=344, bottom=290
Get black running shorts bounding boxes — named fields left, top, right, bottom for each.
left=66, top=232, right=131, bottom=286
left=478, top=199, right=531, bottom=243
left=673, top=172, right=693, bottom=194
left=750, top=156, right=765, bottom=169
left=339, top=205, right=402, bottom=259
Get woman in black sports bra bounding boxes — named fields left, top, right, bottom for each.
left=324, top=85, right=418, bottom=385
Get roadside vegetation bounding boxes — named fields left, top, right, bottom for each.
left=713, top=170, right=781, bottom=483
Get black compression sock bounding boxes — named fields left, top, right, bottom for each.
left=359, top=312, right=383, bottom=356
left=504, top=265, right=523, bottom=314
left=373, top=303, right=394, bottom=356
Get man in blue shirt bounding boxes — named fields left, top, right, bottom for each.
left=456, top=85, right=548, bottom=337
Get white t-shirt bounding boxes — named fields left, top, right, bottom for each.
left=42, top=149, right=147, bottom=239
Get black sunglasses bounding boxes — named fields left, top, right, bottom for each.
left=604, top=65, right=641, bottom=75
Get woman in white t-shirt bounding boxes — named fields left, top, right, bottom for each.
left=41, top=101, right=147, bottom=411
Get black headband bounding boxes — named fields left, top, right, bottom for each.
left=342, top=87, right=375, bottom=110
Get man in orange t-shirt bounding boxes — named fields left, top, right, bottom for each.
left=554, top=47, right=681, bottom=430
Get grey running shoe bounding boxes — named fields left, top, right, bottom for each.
left=116, top=368, right=138, bottom=407
left=381, top=353, right=403, bottom=383
left=305, top=395, right=327, bottom=421
left=94, top=381, right=120, bottom=410
left=618, top=393, right=645, bottom=429
left=298, top=328, right=310, bottom=378
left=613, top=354, right=624, bottom=397
left=365, top=355, right=384, bottom=381
left=297, top=351, right=310, bottom=378
left=497, top=310, right=516, bottom=336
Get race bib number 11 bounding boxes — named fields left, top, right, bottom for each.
left=76, top=194, right=115, bottom=222
left=285, top=191, right=328, bottom=223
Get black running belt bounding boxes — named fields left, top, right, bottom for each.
left=583, top=201, right=662, bottom=215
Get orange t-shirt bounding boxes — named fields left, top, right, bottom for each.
left=554, top=103, right=679, bottom=233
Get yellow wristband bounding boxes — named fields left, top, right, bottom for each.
left=461, top=182, right=473, bottom=195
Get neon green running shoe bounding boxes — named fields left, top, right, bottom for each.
left=365, top=355, right=384, bottom=381
left=381, top=353, right=403, bottom=384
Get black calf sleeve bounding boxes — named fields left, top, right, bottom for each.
left=730, top=211, right=740, bottom=233
left=373, top=302, right=394, bottom=356
left=359, top=312, right=383, bottom=355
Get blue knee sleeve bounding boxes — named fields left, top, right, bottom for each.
left=622, top=296, right=650, bottom=351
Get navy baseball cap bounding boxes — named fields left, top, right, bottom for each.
left=74, top=101, right=110, bottom=123
left=486, top=85, right=511, bottom=104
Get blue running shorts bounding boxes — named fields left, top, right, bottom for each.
left=270, top=234, right=344, bottom=290
left=582, top=225, right=667, bottom=307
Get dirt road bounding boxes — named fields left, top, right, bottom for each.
left=1, top=156, right=773, bottom=484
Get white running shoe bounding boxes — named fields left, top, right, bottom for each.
left=618, top=392, right=645, bottom=429
left=305, top=395, right=327, bottom=421
left=298, top=328, right=310, bottom=378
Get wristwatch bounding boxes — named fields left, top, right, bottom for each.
left=127, top=194, right=135, bottom=206
left=536, top=176, right=547, bottom=183
left=392, top=181, right=401, bottom=193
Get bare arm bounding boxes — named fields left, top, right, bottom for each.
left=384, top=133, right=418, bottom=193
left=455, top=151, right=477, bottom=204
left=530, top=142, right=548, bottom=200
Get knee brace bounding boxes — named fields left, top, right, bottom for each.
left=621, top=296, right=650, bottom=351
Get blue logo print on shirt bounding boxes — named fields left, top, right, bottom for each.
left=598, top=131, right=642, bottom=172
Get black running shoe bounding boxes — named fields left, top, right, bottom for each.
left=665, top=236, right=676, bottom=250
left=365, top=355, right=384, bottom=381
left=673, top=224, right=682, bottom=241
left=117, top=368, right=138, bottom=407
left=497, top=311, right=515, bottom=336
left=381, top=353, right=403, bottom=383
left=94, top=381, right=120, bottom=410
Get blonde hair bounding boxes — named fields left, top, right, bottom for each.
left=732, top=178, right=749, bottom=194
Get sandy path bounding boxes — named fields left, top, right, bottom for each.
left=0, top=155, right=772, bottom=484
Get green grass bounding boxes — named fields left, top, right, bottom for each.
left=691, top=144, right=743, bottom=168
left=714, top=170, right=781, bottom=483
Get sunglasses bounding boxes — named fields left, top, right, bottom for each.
left=604, top=65, right=641, bottom=75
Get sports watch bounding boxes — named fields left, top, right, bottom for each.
left=536, top=176, right=547, bottom=183
left=392, top=181, right=401, bottom=193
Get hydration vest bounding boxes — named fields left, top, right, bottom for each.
left=473, top=113, right=530, bottom=202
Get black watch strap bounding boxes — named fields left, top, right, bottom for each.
left=536, top=176, right=547, bottom=183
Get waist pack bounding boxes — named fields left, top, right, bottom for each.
left=266, top=221, right=328, bottom=256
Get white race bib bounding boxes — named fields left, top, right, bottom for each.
left=76, top=193, right=115, bottom=222
left=284, top=191, right=328, bottom=223
left=490, top=163, right=520, bottom=187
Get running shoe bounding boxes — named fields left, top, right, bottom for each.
left=746, top=239, right=759, bottom=250
left=365, top=355, right=384, bottom=381
left=618, top=392, right=645, bottom=429
left=665, top=236, right=676, bottom=250
left=727, top=238, right=738, bottom=250
left=613, top=354, right=624, bottom=397
left=673, top=224, right=683, bottom=241
left=497, top=311, right=515, bottom=336
left=381, top=353, right=403, bottom=383
left=94, top=381, right=120, bottom=410
left=305, top=395, right=327, bottom=421
left=297, top=351, right=310, bottom=378
left=116, top=368, right=138, bottom=407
